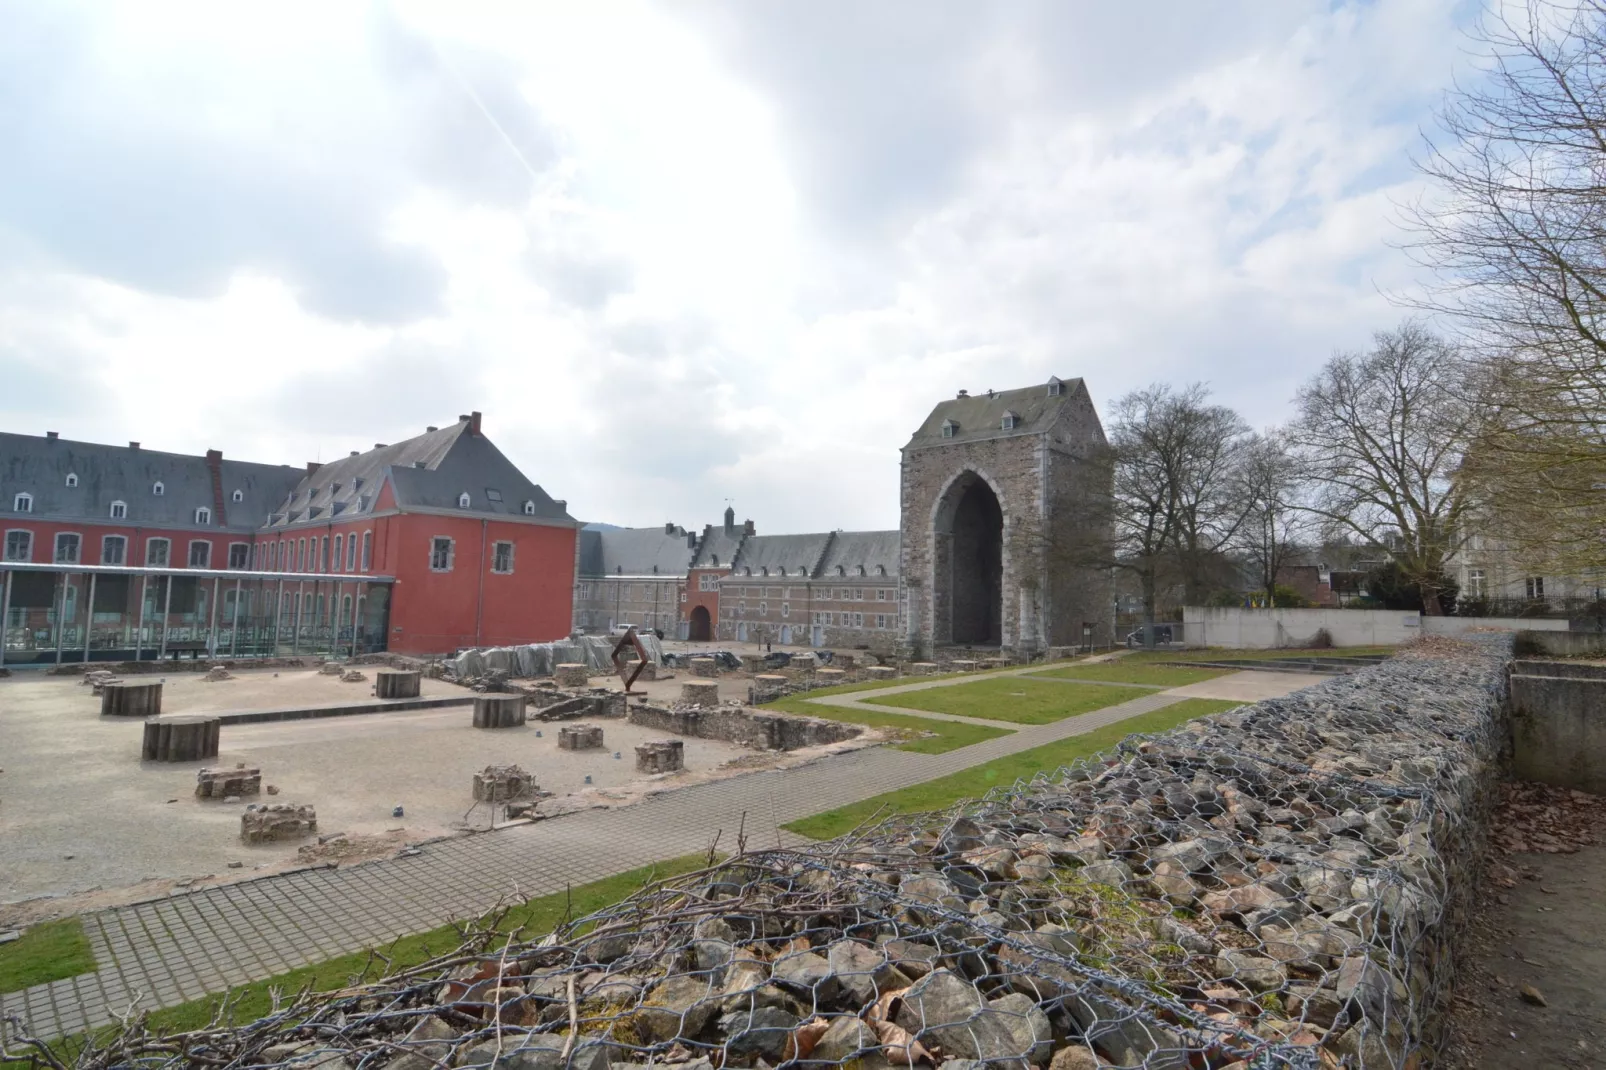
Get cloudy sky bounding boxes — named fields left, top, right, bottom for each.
left=0, top=0, right=1483, bottom=531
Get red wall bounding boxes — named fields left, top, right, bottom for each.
left=0, top=518, right=248, bottom=570
left=684, top=568, right=727, bottom=628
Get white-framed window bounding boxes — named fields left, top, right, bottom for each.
left=54, top=532, right=81, bottom=563
left=12, top=492, right=32, bottom=513
left=101, top=535, right=127, bottom=565
left=1047, top=376, right=1064, bottom=396
left=853, top=612, right=864, bottom=627
left=228, top=542, right=249, bottom=569
left=781, top=602, right=790, bottom=618
left=1526, top=576, right=1546, bottom=599
left=699, top=574, right=718, bottom=592
left=1466, top=569, right=1485, bottom=598
left=430, top=536, right=455, bottom=572
left=196, top=506, right=212, bottom=525
left=458, top=492, right=471, bottom=508
left=297, top=538, right=307, bottom=571
left=523, top=500, right=536, bottom=515
left=361, top=530, right=372, bottom=571
left=345, top=533, right=357, bottom=570
left=110, top=500, right=127, bottom=519
left=875, top=614, right=887, bottom=629
left=940, top=419, right=957, bottom=439
left=4, top=530, right=32, bottom=562
left=758, top=601, right=768, bottom=615
left=146, top=538, right=170, bottom=567
left=853, top=588, right=863, bottom=600
left=152, top=481, right=164, bottom=496
left=333, top=534, right=344, bottom=571
left=492, top=540, right=514, bottom=574
left=232, top=489, right=244, bottom=502
left=65, top=472, right=78, bottom=487
left=189, top=540, right=212, bottom=568
left=269, top=542, right=278, bottom=571
left=1001, top=411, right=1019, bottom=431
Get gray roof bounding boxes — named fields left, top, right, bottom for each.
left=268, top=418, right=574, bottom=529
left=905, top=377, right=1088, bottom=448
left=690, top=524, right=746, bottom=569
left=729, top=532, right=834, bottom=578
left=578, top=526, right=696, bottom=577
left=0, top=432, right=300, bottom=532
left=817, top=530, right=900, bottom=580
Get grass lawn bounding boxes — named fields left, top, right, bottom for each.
left=1124, top=645, right=1399, bottom=663
left=867, top=677, right=1148, bottom=725
left=783, top=698, right=1243, bottom=840
left=0, top=918, right=95, bottom=995
left=1026, top=662, right=1228, bottom=687
left=11, top=854, right=712, bottom=1065
left=759, top=696, right=1011, bottom=753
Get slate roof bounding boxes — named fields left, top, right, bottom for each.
left=267, top=418, right=574, bottom=529
left=729, top=533, right=834, bottom=578
left=905, top=377, right=1087, bottom=448
left=690, top=524, right=746, bottom=570
left=578, top=526, right=696, bottom=577
left=0, top=432, right=300, bottom=532
left=817, top=530, right=900, bottom=580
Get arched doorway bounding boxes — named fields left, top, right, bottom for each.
left=934, top=472, right=1003, bottom=644
left=689, top=605, right=712, bottom=641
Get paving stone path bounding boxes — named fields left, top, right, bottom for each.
left=0, top=666, right=1303, bottom=1043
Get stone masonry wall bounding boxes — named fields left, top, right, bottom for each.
left=626, top=703, right=863, bottom=751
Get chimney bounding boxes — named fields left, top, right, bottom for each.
left=554, top=499, right=566, bottom=509
left=374, top=444, right=387, bottom=450
left=45, top=431, right=58, bottom=440
left=129, top=441, right=140, bottom=450
left=469, top=411, right=482, bottom=436
left=206, top=450, right=226, bottom=526
left=206, top=449, right=222, bottom=463
left=349, top=450, right=359, bottom=457
left=687, top=531, right=697, bottom=549
left=306, top=461, right=322, bottom=476
left=957, top=389, right=969, bottom=398
left=986, top=388, right=995, bottom=398
left=426, top=426, right=437, bottom=432
left=743, top=519, right=755, bottom=536
left=665, top=522, right=676, bottom=535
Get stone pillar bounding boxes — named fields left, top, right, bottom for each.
left=635, top=739, right=684, bottom=774
left=555, top=663, right=589, bottom=688
left=690, top=657, right=718, bottom=678
left=833, top=653, right=856, bottom=671
left=102, top=680, right=163, bottom=717
left=791, top=653, right=818, bottom=671
left=376, top=669, right=421, bottom=699
left=867, top=666, right=898, bottom=681
left=473, top=695, right=528, bottom=729
left=739, top=653, right=766, bottom=674
left=558, top=724, right=605, bottom=750
left=142, top=716, right=220, bottom=762
left=681, top=681, right=719, bottom=707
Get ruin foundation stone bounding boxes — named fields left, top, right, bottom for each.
left=472, top=764, right=537, bottom=802
left=558, top=724, right=605, bottom=751
left=555, top=663, right=589, bottom=688
left=740, top=654, right=767, bottom=674
left=868, top=666, right=898, bottom=681
left=690, top=657, right=718, bottom=678
left=318, top=661, right=345, bottom=676
left=473, top=695, right=527, bottom=729
left=241, top=804, right=317, bottom=843
left=102, top=680, right=162, bottom=717
left=635, top=739, right=685, bottom=774
left=816, top=668, right=846, bottom=685
left=911, top=662, right=938, bottom=676
left=142, top=715, right=220, bottom=762
left=376, top=669, right=422, bottom=699
left=196, top=764, right=261, bottom=799
left=681, top=681, right=719, bottom=707
left=832, top=653, right=856, bottom=671
left=203, top=665, right=234, bottom=682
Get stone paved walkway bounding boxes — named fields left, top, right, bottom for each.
left=0, top=668, right=1304, bottom=1043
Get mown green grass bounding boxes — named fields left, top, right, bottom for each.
left=759, top=696, right=1012, bottom=753
left=866, top=677, right=1148, bottom=725
left=0, top=918, right=95, bottom=994
left=1026, top=662, right=1228, bottom=687
left=1124, top=645, right=1398, bottom=664
left=12, top=855, right=711, bottom=1065
left=783, top=698, right=1244, bottom=840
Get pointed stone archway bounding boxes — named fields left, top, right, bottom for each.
left=688, top=605, right=712, bottom=641
left=931, top=470, right=1004, bottom=646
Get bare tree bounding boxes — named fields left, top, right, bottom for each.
left=1288, top=324, right=1477, bottom=615
left=1234, top=431, right=1309, bottom=607
left=1406, top=0, right=1606, bottom=572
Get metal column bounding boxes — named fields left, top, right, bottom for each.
left=208, top=576, right=221, bottom=658
left=350, top=583, right=361, bottom=657
left=331, top=581, right=341, bottom=658
left=292, top=582, right=305, bottom=655
left=135, top=576, right=148, bottom=662
left=54, top=573, right=68, bottom=665
left=0, top=569, right=10, bottom=670
left=273, top=578, right=285, bottom=655
left=158, top=576, right=173, bottom=660
left=82, top=573, right=97, bottom=664
left=229, top=577, right=243, bottom=657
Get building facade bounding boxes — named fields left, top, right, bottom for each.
left=0, top=414, right=579, bottom=665
left=714, top=529, right=901, bottom=649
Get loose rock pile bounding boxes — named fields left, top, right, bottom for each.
left=196, top=764, right=261, bottom=799
left=318, top=662, right=345, bottom=676
left=341, top=669, right=367, bottom=683
left=472, top=764, right=540, bottom=803
left=636, top=739, right=685, bottom=774
left=203, top=665, right=234, bottom=682
left=240, top=804, right=317, bottom=844
left=19, top=637, right=1509, bottom=1070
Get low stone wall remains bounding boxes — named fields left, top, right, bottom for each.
left=627, top=702, right=862, bottom=751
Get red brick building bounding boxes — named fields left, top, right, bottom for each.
left=0, top=414, right=578, bottom=666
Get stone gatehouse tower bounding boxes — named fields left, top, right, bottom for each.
left=899, top=376, right=1111, bottom=656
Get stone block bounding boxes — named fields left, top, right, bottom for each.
left=555, top=663, right=589, bottom=688
left=318, top=661, right=344, bottom=676
left=754, top=674, right=789, bottom=687
left=816, top=668, right=847, bottom=685
left=868, top=666, right=898, bottom=681
left=102, top=680, right=162, bottom=717
left=690, top=657, right=718, bottom=678
left=241, top=804, right=316, bottom=844
left=376, top=669, right=421, bottom=699
left=196, top=765, right=261, bottom=799
left=952, top=659, right=978, bottom=672
left=981, top=657, right=1010, bottom=670
left=740, top=654, right=767, bottom=674
left=473, top=764, right=537, bottom=802
left=558, top=724, right=605, bottom=751
left=142, top=715, right=219, bottom=762
left=682, top=681, right=720, bottom=707
left=473, top=695, right=527, bottom=729
left=911, top=662, right=939, bottom=676
left=630, top=661, right=658, bottom=682
left=833, top=653, right=856, bottom=670
left=636, top=739, right=685, bottom=774
left=791, top=653, right=818, bottom=670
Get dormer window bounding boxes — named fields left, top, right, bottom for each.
left=458, top=492, right=471, bottom=508
left=1047, top=376, right=1064, bottom=397
left=353, top=477, right=365, bottom=491
left=231, top=489, right=244, bottom=502
left=13, top=492, right=32, bottom=513
left=711, top=554, right=720, bottom=566
left=152, top=481, right=165, bottom=496
left=65, top=472, right=78, bottom=488
left=857, top=565, right=867, bottom=576
left=876, top=565, right=887, bottom=576
left=836, top=565, right=845, bottom=576
left=110, top=500, right=127, bottom=519
left=1001, top=410, right=1020, bottom=431
left=941, top=419, right=958, bottom=439
left=522, top=500, right=536, bottom=515
left=761, top=567, right=769, bottom=576
left=195, top=507, right=212, bottom=525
